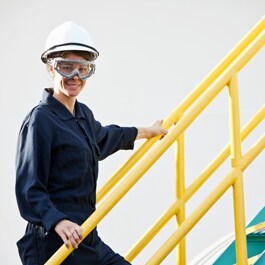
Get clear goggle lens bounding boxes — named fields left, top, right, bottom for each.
left=50, top=58, right=95, bottom=80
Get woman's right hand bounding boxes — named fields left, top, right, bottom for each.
left=54, top=219, right=83, bottom=249
left=136, top=120, right=168, bottom=140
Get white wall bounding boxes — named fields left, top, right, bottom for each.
left=1, top=0, right=264, bottom=264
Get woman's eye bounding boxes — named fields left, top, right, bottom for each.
left=62, top=65, right=73, bottom=71
left=79, top=67, right=89, bottom=73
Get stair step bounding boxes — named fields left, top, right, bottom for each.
left=213, top=207, right=265, bottom=265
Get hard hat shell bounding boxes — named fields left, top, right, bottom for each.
left=41, top=21, right=99, bottom=63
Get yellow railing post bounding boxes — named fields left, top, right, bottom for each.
left=228, top=75, right=243, bottom=168
left=175, top=114, right=186, bottom=265
left=233, top=171, right=247, bottom=265
left=228, top=75, right=247, bottom=265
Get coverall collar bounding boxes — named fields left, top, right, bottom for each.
left=42, top=88, right=86, bottom=120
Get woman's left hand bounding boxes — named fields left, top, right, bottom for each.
left=54, top=219, right=83, bottom=249
left=136, top=120, right=168, bottom=140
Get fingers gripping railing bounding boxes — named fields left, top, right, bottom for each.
left=45, top=16, right=265, bottom=265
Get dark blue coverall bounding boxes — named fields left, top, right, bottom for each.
left=15, top=88, right=137, bottom=265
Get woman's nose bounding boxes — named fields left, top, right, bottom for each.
left=72, top=74, right=80, bottom=80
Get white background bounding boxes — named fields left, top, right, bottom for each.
left=0, top=0, right=265, bottom=264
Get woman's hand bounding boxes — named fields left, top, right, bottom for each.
left=136, top=120, right=168, bottom=140
left=54, top=219, right=83, bottom=249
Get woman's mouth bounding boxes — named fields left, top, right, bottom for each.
left=65, top=82, right=82, bottom=89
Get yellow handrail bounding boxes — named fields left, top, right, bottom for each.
left=45, top=16, right=265, bottom=265
left=96, top=15, right=265, bottom=204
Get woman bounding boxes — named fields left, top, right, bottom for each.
left=15, top=21, right=167, bottom=265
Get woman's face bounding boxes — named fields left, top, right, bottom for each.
left=49, top=52, right=87, bottom=99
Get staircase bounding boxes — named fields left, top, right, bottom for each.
left=213, top=207, right=265, bottom=264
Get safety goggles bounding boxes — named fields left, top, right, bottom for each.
left=49, top=58, right=96, bottom=80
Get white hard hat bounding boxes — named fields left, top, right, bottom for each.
left=41, top=21, right=99, bottom=63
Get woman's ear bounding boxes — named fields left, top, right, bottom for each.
left=48, top=64, right=55, bottom=78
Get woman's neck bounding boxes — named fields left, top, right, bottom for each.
left=53, top=91, right=76, bottom=115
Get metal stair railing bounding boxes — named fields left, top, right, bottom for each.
left=144, top=23, right=265, bottom=265
left=45, top=16, right=265, bottom=265
left=126, top=106, right=265, bottom=264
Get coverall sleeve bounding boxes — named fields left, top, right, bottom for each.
left=15, top=116, right=68, bottom=231
left=91, top=115, right=138, bottom=161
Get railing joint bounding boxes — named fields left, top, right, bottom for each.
left=231, top=161, right=244, bottom=172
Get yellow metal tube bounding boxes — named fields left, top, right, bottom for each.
left=233, top=171, right=248, bottom=265
left=175, top=132, right=186, bottom=265
left=146, top=169, right=238, bottom=265
left=242, top=134, right=265, bottom=170
left=240, top=106, right=265, bottom=140
left=228, top=75, right=243, bottom=168
left=246, top=222, right=265, bottom=235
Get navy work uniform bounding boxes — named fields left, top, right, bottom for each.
left=15, top=88, right=137, bottom=265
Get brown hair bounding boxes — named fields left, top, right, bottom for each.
left=47, top=50, right=94, bottom=61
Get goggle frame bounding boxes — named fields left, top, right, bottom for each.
left=49, top=58, right=96, bottom=80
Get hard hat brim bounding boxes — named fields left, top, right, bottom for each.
left=41, top=42, right=99, bottom=63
